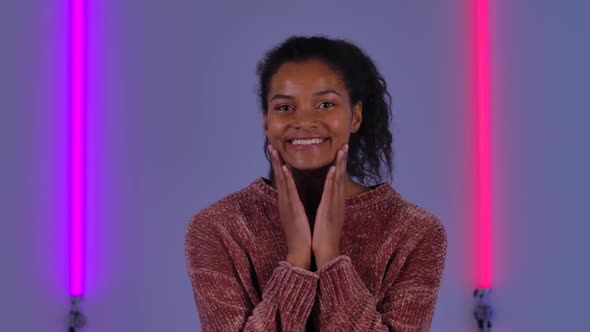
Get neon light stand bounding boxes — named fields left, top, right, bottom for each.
left=68, top=0, right=87, bottom=330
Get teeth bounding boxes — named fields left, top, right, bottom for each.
left=291, top=138, right=325, bottom=145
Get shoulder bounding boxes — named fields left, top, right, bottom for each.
left=390, top=188, right=447, bottom=249
left=185, top=180, right=260, bottom=238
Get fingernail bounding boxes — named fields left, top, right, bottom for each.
left=345, top=144, right=349, bottom=152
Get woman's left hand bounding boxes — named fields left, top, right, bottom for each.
left=312, top=143, right=348, bottom=269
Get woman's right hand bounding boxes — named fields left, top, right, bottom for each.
left=268, top=144, right=312, bottom=270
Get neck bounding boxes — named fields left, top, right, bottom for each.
left=269, top=163, right=331, bottom=222
left=290, top=164, right=331, bottom=214
left=270, top=164, right=362, bottom=218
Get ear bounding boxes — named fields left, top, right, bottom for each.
left=351, top=101, right=363, bottom=133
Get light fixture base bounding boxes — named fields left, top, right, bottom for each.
left=473, top=287, right=494, bottom=331
left=68, top=296, right=86, bottom=331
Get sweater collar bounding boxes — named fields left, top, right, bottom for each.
left=249, top=177, right=399, bottom=209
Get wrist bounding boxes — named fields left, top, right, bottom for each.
left=314, top=250, right=340, bottom=269
left=286, top=253, right=311, bottom=270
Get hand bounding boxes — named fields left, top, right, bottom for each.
left=268, top=144, right=312, bottom=270
left=312, top=143, right=348, bottom=269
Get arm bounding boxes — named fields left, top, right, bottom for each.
left=185, top=215, right=318, bottom=332
left=315, top=222, right=448, bottom=332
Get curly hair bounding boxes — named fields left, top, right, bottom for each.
left=256, top=35, right=394, bottom=186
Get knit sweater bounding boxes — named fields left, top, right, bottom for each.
left=184, top=177, right=447, bottom=331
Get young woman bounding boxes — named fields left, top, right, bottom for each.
left=185, top=36, right=447, bottom=331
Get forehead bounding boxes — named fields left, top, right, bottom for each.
left=269, top=59, right=347, bottom=95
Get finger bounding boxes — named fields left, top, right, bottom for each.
left=334, top=148, right=343, bottom=188
left=342, top=145, right=348, bottom=174
left=275, top=148, right=289, bottom=191
left=270, top=145, right=285, bottom=190
left=322, top=165, right=335, bottom=204
left=332, top=150, right=343, bottom=205
left=268, top=145, right=279, bottom=182
left=338, top=144, right=348, bottom=187
left=282, top=165, right=296, bottom=198
left=283, top=164, right=304, bottom=210
left=337, top=149, right=345, bottom=201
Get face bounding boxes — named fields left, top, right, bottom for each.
left=263, top=59, right=362, bottom=171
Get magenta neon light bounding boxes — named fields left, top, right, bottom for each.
left=69, top=0, right=86, bottom=297
left=473, top=0, right=493, bottom=289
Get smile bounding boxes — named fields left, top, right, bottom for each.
left=286, top=137, right=329, bottom=150
left=289, top=138, right=326, bottom=145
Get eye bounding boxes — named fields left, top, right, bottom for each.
left=275, top=104, right=293, bottom=112
left=318, top=101, right=335, bottom=109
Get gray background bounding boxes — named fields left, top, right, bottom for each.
left=1, top=0, right=589, bottom=331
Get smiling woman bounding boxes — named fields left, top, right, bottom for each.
left=263, top=59, right=362, bottom=173
left=184, top=36, right=448, bottom=332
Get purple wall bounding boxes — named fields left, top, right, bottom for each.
left=1, top=1, right=588, bottom=331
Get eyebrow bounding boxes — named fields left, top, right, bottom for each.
left=269, top=89, right=342, bottom=102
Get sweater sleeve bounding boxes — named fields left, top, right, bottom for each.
left=315, top=222, right=447, bottom=332
left=184, top=214, right=318, bottom=332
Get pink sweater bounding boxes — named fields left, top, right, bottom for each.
left=185, top=177, right=447, bottom=331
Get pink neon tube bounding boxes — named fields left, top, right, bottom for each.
left=473, top=0, right=493, bottom=289
left=69, top=0, right=86, bottom=297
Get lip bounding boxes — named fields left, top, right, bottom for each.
left=286, top=136, right=327, bottom=141
left=286, top=137, right=329, bottom=151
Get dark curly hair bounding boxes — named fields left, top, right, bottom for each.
left=257, top=35, right=394, bottom=186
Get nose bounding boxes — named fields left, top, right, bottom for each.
left=292, top=107, right=319, bottom=129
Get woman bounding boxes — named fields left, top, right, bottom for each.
left=185, top=36, right=447, bottom=331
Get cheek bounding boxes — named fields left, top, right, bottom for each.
left=266, top=122, right=282, bottom=134
left=326, top=116, right=351, bottom=137
left=265, top=119, right=287, bottom=140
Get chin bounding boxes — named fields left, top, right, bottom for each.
left=289, top=161, right=332, bottom=172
